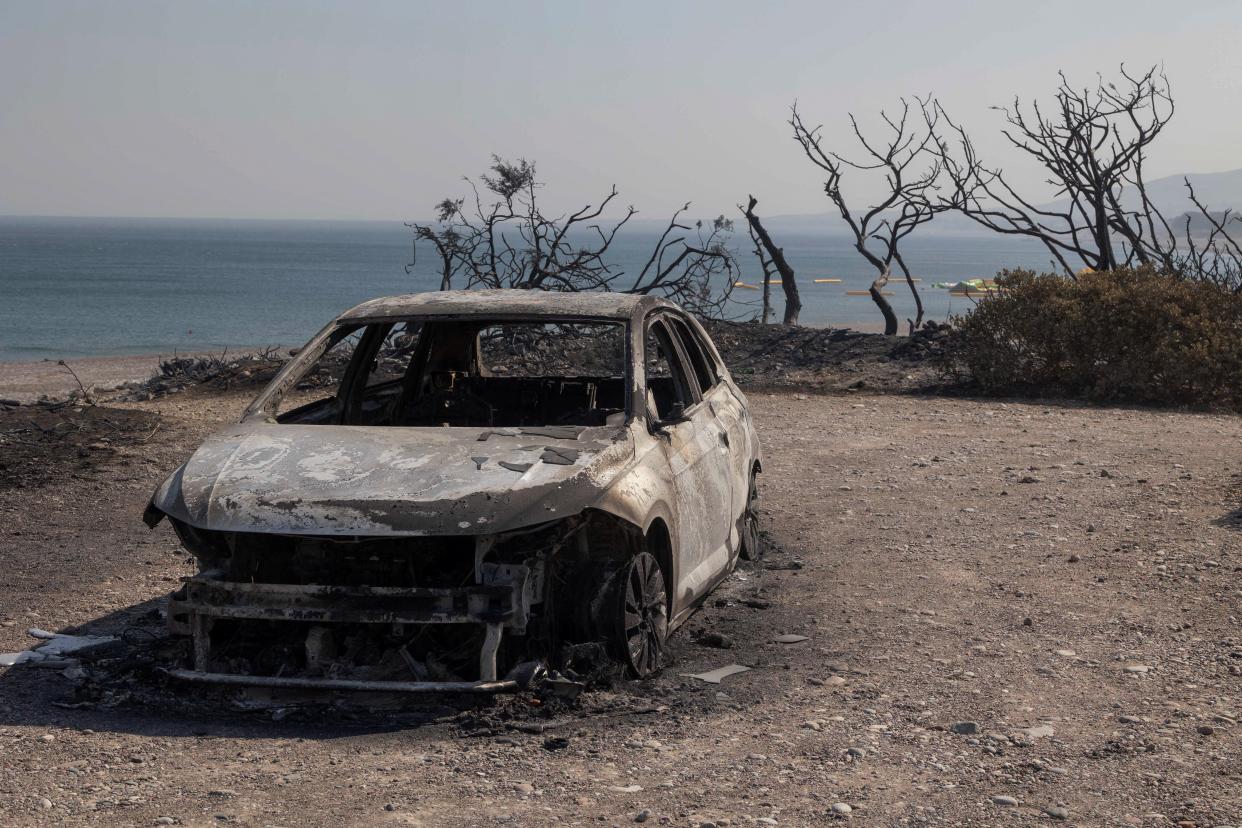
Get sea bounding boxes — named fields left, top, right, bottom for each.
left=0, top=216, right=1057, bottom=363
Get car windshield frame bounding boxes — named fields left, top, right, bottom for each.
left=243, top=313, right=636, bottom=426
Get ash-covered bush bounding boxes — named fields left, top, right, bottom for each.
left=943, top=267, right=1242, bottom=409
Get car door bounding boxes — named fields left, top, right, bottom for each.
left=667, top=315, right=752, bottom=536
left=643, top=315, right=733, bottom=610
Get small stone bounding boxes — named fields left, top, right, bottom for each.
left=1197, top=725, right=1215, bottom=736
left=801, top=720, right=822, bottom=732
left=634, top=809, right=651, bottom=823
left=1123, top=664, right=1151, bottom=674
left=992, top=795, right=1019, bottom=807
left=1055, top=649, right=1076, bottom=657
left=951, top=721, right=980, bottom=735
left=1043, top=806, right=1069, bottom=820
left=1119, top=715, right=1141, bottom=724
left=542, top=736, right=570, bottom=751
left=40, top=734, right=55, bottom=742
left=515, top=783, right=534, bottom=795
left=756, top=820, right=778, bottom=826
left=38, top=798, right=52, bottom=810
left=154, top=819, right=176, bottom=826
left=831, top=802, right=852, bottom=815
left=697, top=633, right=733, bottom=649
left=1025, top=724, right=1055, bottom=740
left=846, top=747, right=867, bottom=759
left=1068, top=554, right=1080, bottom=563
left=384, top=804, right=396, bottom=812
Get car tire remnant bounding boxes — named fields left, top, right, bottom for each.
left=739, top=470, right=762, bottom=561
left=605, top=550, right=669, bottom=678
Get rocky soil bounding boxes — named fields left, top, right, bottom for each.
left=1, top=388, right=1240, bottom=827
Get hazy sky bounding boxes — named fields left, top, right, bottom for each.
left=2, top=0, right=1240, bottom=221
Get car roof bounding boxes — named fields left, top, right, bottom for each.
left=339, top=289, right=676, bottom=322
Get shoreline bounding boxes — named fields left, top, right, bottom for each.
left=0, top=350, right=271, bottom=403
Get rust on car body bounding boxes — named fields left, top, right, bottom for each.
left=146, top=289, right=762, bottom=691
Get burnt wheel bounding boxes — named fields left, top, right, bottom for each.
left=611, top=551, right=668, bottom=678
left=739, top=471, right=762, bottom=561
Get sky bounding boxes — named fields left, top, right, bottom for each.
left=2, top=0, right=1240, bottom=222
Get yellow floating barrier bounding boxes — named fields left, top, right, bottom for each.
left=813, top=278, right=842, bottom=283
left=845, top=290, right=896, bottom=296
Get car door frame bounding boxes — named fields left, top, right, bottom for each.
left=665, top=313, right=753, bottom=549
left=640, top=311, right=735, bottom=615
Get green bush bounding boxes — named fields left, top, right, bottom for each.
left=943, top=267, right=1242, bottom=409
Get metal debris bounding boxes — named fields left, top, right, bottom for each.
left=0, top=628, right=120, bottom=667
left=682, top=664, right=753, bottom=684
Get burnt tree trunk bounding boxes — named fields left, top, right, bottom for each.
left=743, top=196, right=802, bottom=325
left=869, top=267, right=899, bottom=335
left=893, top=249, right=924, bottom=331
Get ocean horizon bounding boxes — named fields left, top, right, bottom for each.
left=0, top=215, right=1057, bottom=363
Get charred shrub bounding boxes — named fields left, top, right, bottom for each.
left=943, top=267, right=1242, bottom=409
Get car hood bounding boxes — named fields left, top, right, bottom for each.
left=149, top=422, right=635, bottom=536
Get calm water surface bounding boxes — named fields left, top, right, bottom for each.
left=0, top=216, right=1055, bottom=362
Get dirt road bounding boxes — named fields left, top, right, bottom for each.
left=1, top=390, right=1240, bottom=827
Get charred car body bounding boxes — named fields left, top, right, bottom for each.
left=144, top=290, right=761, bottom=692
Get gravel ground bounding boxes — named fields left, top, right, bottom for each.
left=1, top=389, right=1240, bottom=827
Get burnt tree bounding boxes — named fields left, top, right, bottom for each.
left=791, top=100, right=941, bottom=334
left=408, top=156, right=740, bottom=318
left=931, top=66, right=1179, bottom=275
left=741, top=195, right=802, bottom=325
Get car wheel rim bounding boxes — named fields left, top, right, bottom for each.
left=621, top=552, right=667, bottom=677
left=742, top=475, right=760, bottom=559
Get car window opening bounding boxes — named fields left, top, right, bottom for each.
left=273, top=319, right=629, bottom=428
left=644, top=319, right=697, bottom=420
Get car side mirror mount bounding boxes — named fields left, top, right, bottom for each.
left=656, top=401, right=690, bottom=428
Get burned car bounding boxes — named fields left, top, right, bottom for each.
left=144, top=290, right=761, bottom=692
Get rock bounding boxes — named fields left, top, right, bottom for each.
left=1055, top=649, right=1077, bottom=657
left=38, top=798, right=52, bottom=810
left=154, top=819, right=176, bottom=826
left=846, top=747, right=867, bottom=759
left=634, top=809, right=651, bottom=823
left=1119, top=715, right=1141, bottom=724
left=1123, top=664, right=1151, bottom=674
left=40, top=734, right=55, bottom=742
left=951, top=721, right=980, bottom=735
left=830, top=803, right=852, bottom=815
left=1019, top=475, right=1041, bottom=484
left=697, top=632, right=733, bottom=649
left=756, top=820, right=778, bottom=826
left=1068, top=554, right=1081, bottom=563
left=515, top=783, right=534, bottom=795
left=1043, top=806, right=1069, bottom=820
left=1025, top=724, right=1055, bottom=740
left=801, top=720, right=822, bottom=732
left=991, top=795, right=1019, bottom=807
left=1197, top=725, right=1215, bottom=736
left=542, top=736, right=570, bottom=751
